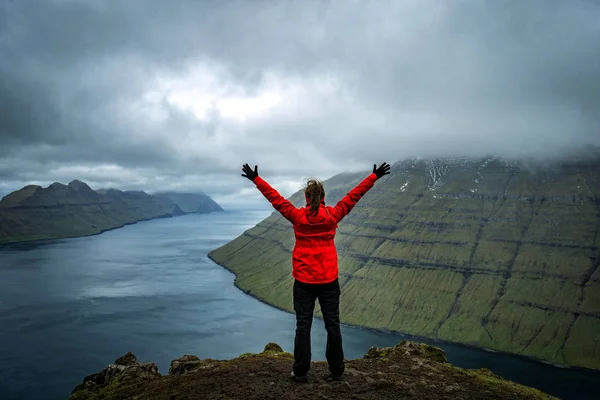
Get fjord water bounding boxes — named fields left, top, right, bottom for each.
left=0, top=211, right=598, bottom=400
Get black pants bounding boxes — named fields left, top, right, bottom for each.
left=293, top=278, right=344, bottom=377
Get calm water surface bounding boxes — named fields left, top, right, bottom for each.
left=0, top=210, right=598, bottom=400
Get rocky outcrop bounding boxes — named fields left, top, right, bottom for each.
left=69, top=341, right=554, bottom=400
left=263, top=342, right=285, bottom=353
left=365, top=341, right=448, bottom=364
left=70, top=352, right=160, bottom=396
left=168, top=354, right=204, bottom=375
left=208, top=154, right=600, bottom=370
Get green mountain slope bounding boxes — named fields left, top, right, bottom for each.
left=154, top=192, right=224, bottom=213
left=0, top=180, right=186, bottom=244
left=208, top=156, right=600, bottom=370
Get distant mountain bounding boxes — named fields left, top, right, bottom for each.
left=154, top=192, right=223, bottom=213
left=0, top=180, right=224, bottom=244
left=209, top=154, right=600, bottom=370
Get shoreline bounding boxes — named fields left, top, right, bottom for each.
left=0, top=210, right=224, bottom=247
left=207, top=253, right=599, bottom=375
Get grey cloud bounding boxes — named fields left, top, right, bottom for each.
left=0, top=72, right=66, bottom=148
left=0, top=0, right=599, bottom=202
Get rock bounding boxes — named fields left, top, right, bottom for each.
left=375, top=379, right=395, bottom=388
left=411, top=358, right=425, bottom=368
left=344, top=367, right=367, bottom=377
left=259, top=342, right=293, bottom=359
left=364, top=346, right=391, bottom=358
left=364, top=341, right=447, bottom=364
left=416, top=343, right=447, bottom=363
left=114, top=352, right=137, bottom=366
left=444, top=384, right=461, bottom=393
left=263, top=342, right=284, bottom=353
left=168, top=354, right=202, bottom=375
left=71, top=353, right=160, bottom=395
left=118, top=362, right=160, bottom=382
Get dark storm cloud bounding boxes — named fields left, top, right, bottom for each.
left=0, top=0, right=599, bottom=206
left=0, top=71, right=64, bottom=147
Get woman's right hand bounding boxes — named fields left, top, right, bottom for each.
left=242, top=163, right=259, bottom=181
left=373, top=162, right=391, bottom=179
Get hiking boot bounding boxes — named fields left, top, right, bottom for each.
left=290, top=371, right=308, bottom=382
left=326, top=373, right=343, bottom=382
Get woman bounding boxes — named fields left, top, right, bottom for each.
left=241, top=162, right=391, bottom=381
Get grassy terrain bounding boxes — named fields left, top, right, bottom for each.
left=209, top=156, right=600, bottom=370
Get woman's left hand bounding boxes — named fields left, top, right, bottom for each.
left=242, top=163, right=259, bottom=182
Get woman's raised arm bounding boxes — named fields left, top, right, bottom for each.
left=242, top=163, right=300, bottom=224
left=328, top=162, right=390, bottom=223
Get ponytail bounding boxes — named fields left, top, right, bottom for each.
left=305, top=179, right=325, bottom=215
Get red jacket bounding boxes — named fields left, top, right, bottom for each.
left=253, top=172, right=378, bottom=284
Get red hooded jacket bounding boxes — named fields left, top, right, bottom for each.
left=253, top=172, right=378, bottom=284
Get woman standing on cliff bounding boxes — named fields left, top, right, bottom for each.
left=241, top=162, right=391, bottom=382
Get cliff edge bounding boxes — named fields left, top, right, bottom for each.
left=69, top=341, right=553, bottom=400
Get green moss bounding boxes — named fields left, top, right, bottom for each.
left=419, top=344, right=447, bottom=363
left=262, top=342, right=284, bottom=353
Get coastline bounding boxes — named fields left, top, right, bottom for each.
left=0, top=210, right=223, bottom=247
left=206, top=253, right=599, bottom=374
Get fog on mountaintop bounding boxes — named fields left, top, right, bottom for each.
left=0, top=0, right=599, bottom=206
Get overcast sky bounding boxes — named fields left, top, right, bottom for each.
left=1, top=0, right=599, bottom=207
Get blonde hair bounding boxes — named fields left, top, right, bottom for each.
left=305, top=178, right=325, bottom=215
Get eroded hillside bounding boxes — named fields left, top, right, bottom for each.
left=208, top=156, right=600, bottom=369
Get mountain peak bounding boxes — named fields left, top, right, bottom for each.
left=0, top=185, right=42, bottom=207
left=68, top=180, right=93, bottom=192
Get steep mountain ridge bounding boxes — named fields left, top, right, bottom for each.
left=208, top=155, right=600, bottom=370
left=0, top=181, right=221, bottom=244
